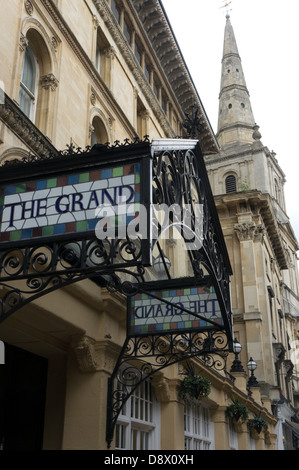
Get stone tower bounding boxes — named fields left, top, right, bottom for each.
left=205, top=14, right=299, bottom=446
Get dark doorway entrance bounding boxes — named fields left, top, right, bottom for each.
left=0, top=343, right=48, bottom=450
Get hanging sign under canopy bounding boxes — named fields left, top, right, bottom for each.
left=128, top=281, right=223, bottom=337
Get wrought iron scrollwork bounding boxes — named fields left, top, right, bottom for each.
left=106, top=329, right=231, bottom=447
left=0, top=235, right=145, bottom=321
left=151, top=143, right=232, bottom=332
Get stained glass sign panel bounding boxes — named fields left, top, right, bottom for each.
left=128, top=284, right=224, bottom=337
left=0, top=162, right=141, bottom=243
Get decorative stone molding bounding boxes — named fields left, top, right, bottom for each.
left=90, top=92, right=97, bottom=106
left=92, top=14, right=100, bottom=30
left=88, top=124, right=94, bottom=138
left=283, top=359, right=294, bottom=381
left=103, top=46, right=116, bottom=60
left=40, top=73, right=59, bottom=90
left=273, top=342, right=286, bottom=363
left=24, top=0, right=33, bottom=16
left=151, top=372, right=171, bottom=402
left=234, top=222, right=265, bottom=242
left=19, top=32, right=29, bottom=51
left=72, top=335, right=121, bottom=374
left=234, top=222, right=256, bottom=241
left=253, top=223, right=265, bottom=242
left=0, top=93, right=58, bottom=158
left=72, top=336, right=99, bottom=373
left=51, top=36, right=58, bottom=52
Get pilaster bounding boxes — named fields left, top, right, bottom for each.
left=61, top=336, right=121, bottom=450
left=210, top=406, right=230, bottom=450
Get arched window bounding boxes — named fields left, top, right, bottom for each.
left=18, top=28, right=58, bottom=137
left=90, top=116, right=109, bottom=146
left=225, top=174, right=237, bottom=193
left=274, top=179, right=280, bottom=203
left=19, top=45, right=38, bottom=119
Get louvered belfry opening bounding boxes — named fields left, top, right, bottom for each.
left=225, top=175, right=237, bottom=193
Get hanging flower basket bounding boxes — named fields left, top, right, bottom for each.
left=247, top=416, right=268, bottom=436
left=177, top=373, right=211, bottom=403
left=226, top=397, right=249, bottom=424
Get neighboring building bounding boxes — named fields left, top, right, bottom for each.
left=0, top=0, right=297, bottom=451
left=205, top=14, right=299, bottom=450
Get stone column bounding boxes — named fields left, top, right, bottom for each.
left=211, top=406, right=230, bottom=449
left=235, top=421, right=250, bottom=450
left=61, top=336, right=120, bottom=450
left=152, top=374, right=185, bottom=450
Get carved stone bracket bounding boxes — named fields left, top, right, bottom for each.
left=234, top=222, right=265, bottom=242
left=72, top=335, right=122, bottom=374
left=40, top=73, right=59, bottom=91
left=19, top=32, right=29, bottom=51
left=72, top=336, right=99, bottom=373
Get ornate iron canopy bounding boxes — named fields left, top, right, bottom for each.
left=0, top=136, right=233, bottom=448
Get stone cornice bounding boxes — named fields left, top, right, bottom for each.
left=0, top=94, right=58, bottom=158
left=214, top=191, right=288, bottom=270
left=132, top=0, right=219, bottom=154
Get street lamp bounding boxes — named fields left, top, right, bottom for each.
left=247, top=357, right=259, bottom=387
left=153, top=252, right=171, bottom=274
left=230, top=338, right=245, bottom=372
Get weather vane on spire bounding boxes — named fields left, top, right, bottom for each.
left=219, top=0, right=233, bottom=17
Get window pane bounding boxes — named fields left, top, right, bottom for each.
left=19, top=86, right=32, bottom=117
left=110, top=0, right=120, bottom=22
left=124, top=19, right=131, bottom=43
left=22, top=48, right=36, bottom=93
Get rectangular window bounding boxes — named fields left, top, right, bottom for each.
left=145, top=64, right=150, bottom=82
left=184, top=403, right=214, bottom=450
left=228, top=420, right=238, bottom=450
left=110, top=0, right=120, bottom=23
left=116, top=380, right=160, bottom=450
left=123, top=18, right=132, bottom=44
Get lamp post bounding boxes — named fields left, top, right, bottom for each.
left=247, top=357, right=259, bottom=387
left=153, top=252, right=171, bottom=275
left=230, top=338, right=245, bottom=372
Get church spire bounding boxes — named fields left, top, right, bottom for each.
left=217, top=15, right=256, bottom=148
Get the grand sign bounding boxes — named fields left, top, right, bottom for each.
left=128, top=283, right=223, bottom=336
left=0, top=162, right=140, bottom=243
left=0, top=144, right=151, bottom=254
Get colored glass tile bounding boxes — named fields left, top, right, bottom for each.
left=4, top=186, right=16, bottom=195
left=101, top=168, right=113, bottom=179
left=11, top=230, right=21, bottom=241
left=46, top=178, right=57, bottom=188
left=43, top=226, right=54, bottom=236
left=76, top=220, right=88, bottom=232
left=112, top=167, right=123, bottom=177
left=36, top=180, right=47, bottom=190
left=54, top=224, right=65, bottom=235
left=79, top=172, right=90, bottom=183
left=67, top=174, right=78, bottom=185
left=15, top=183, right=27, bottom=193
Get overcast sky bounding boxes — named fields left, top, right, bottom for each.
left=162, top=0, right=299, bottom=245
